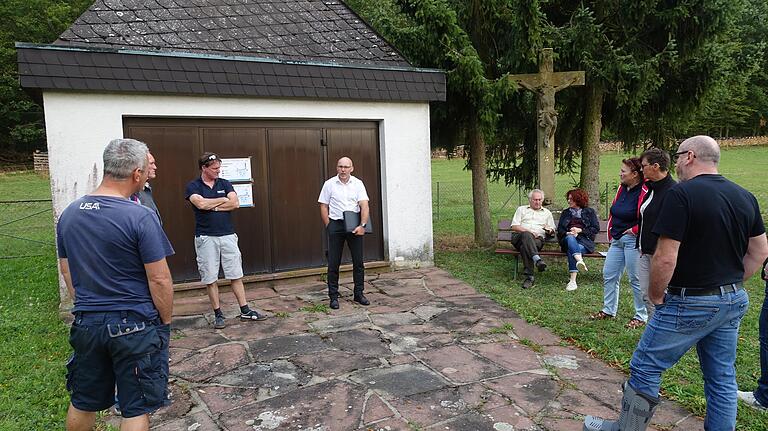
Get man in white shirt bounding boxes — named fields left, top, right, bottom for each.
left=318, top=157, right=370, bottom=310
left=511, top=189, right=556, bottom=289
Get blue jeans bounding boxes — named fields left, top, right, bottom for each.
left=629, top=289, right=749, bottom=430
left=564, top=235, right=587, bottom=272
left=756, top=281, right=768, bottom=406
left=602, top=234, right=646, bottom=321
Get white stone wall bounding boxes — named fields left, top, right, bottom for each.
left=43, top=91, right=434, bottom=271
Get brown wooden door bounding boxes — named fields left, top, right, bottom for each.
left=200, top=127, right=271, bottom=275
left=267, top=128, right=326, bottom=271
left=123, top=124, right=202, bottom=281
left=124, top=118, right=384, bottom=282
left=326, top=127, right=385, bottom=262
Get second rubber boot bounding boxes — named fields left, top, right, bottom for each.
left=583, top=382, right=659, bottom=431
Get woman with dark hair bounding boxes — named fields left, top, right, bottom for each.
left=591, top=157, right=648, bottom=328
left=557, top=188, right=600, bottom=291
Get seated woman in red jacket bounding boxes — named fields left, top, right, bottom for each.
left=557, top=188, right=600, bottom=291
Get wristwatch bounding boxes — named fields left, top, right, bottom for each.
left=361, top=222, right=367, bottom=228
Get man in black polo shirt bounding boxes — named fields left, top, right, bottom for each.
left=585, top=135, right=768, bottom=431
left=185, top=153, right=267, bottom=329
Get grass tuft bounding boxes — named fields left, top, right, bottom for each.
left=299, top=303, right=331, bottom=314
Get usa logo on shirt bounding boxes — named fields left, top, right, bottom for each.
left=79, top=202, right=100, bottom=210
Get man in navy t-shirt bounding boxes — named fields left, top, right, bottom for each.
left=185, top=152, right=267, bottom=329
left=57, top=139, right=174, bottom=430
left=585, top=136, right=768, bottom=431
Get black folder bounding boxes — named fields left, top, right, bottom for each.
left=343, top=211, right=373, bottom=234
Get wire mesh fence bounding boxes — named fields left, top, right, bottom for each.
left=432, top=180, right=768, bottom=237
left=431, top=180, right=616, bottom=237
left=0, top=199, right=55, bottom=259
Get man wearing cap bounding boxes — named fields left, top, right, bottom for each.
left=185, top=152, right=267, bottom=329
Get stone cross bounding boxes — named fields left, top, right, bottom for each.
left=509, top=48, right=585, bottom=205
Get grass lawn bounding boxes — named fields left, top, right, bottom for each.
left=433, top=145, right=768, bottom=430
left=0, top=171, right=118, bottom=430
left=0, top=171, right=70, bottom=430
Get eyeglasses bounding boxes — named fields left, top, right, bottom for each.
left=672, top=150, right=694, bottom=162
left=640, top=162, right=655, bottom=170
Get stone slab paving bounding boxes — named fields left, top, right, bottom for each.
left=108, top=267, right=704, bottom=430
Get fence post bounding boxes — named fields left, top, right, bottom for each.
left=436, top=181, right=440, bottom=222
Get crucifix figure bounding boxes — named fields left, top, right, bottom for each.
left=510, top=48, right=585, bottom=205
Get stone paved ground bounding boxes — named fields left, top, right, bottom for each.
left=124, top=267, right=705, bottom=430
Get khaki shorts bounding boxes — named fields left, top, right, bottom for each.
left=194, top=233, right=243, bottom=285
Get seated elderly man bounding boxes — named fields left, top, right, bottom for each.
left=511, top=189, right=556, bottom=289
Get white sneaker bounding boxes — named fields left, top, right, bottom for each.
left=576, top=260, right=588, bottom=272
left=737, top=390, right=768, bottom=411
left=566, top=281, right=578, bottom=291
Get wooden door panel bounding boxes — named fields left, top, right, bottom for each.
left=200, top=127, right=271, bottom=275
left=326, top=127, right=385, bottom=262
left=267, top=128, right=326, bottom=271
left=124, top=124, right=201, bottom=282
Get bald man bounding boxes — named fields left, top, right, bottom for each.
left=318, top=157, right=370, bottom=310
left=585, top=135, right=768, bottom=431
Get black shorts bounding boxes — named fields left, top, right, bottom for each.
left=66, top=311, right=170, bottom=418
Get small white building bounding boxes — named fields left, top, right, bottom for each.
left=17, top=0, right=445, bottom=297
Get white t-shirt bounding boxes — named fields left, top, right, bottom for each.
left=318, top=175, right=370, bottom=220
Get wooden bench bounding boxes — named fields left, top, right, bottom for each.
left=496, top=219, right=611, bottom=279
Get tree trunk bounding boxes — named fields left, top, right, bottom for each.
left=580, top=83, right=604, bottom=216
left=469, top=122, right=494, bottom=247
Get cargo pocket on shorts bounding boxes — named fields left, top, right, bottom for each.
left=135, top=353, right=165, bottom=407
left=65, top=353, right=77, bottom=394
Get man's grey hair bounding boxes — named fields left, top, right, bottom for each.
left=528, top=189, right=545, bottom=199
left=681, top=135, right=720, bottom=164
left=103, top=138, right=149, bottom=180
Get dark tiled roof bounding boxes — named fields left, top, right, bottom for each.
left=56, top=0, right=409, bottom=67
left=17, top=45, right=447, bottom=102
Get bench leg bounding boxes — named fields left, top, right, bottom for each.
left=514, top=255, right=519, bottom=280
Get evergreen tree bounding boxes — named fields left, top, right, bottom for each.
left=545, top=0, right=747, bottom=206
left=0, top=0, right=92, bottom=159
left=347, top=0, right=543, bottom=246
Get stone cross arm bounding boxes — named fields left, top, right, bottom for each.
left=510, top=71, right=585, bottom=93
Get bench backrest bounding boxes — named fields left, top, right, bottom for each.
left=497, top=219, right=610, bottom=245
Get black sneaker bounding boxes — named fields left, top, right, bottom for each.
left=329, top=298, right=339, bottom=309
left=535, top=259, right=547, bottom=272
left=353, top=294, right=370, bottom=306
left=522, top=277, right=534, bottom=289
left=240, top=310, right=268, bottom=321
left=213, top=314, right=226, bottom=329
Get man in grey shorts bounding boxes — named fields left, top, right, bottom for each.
left=185, top=152, right=267, bottom=329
